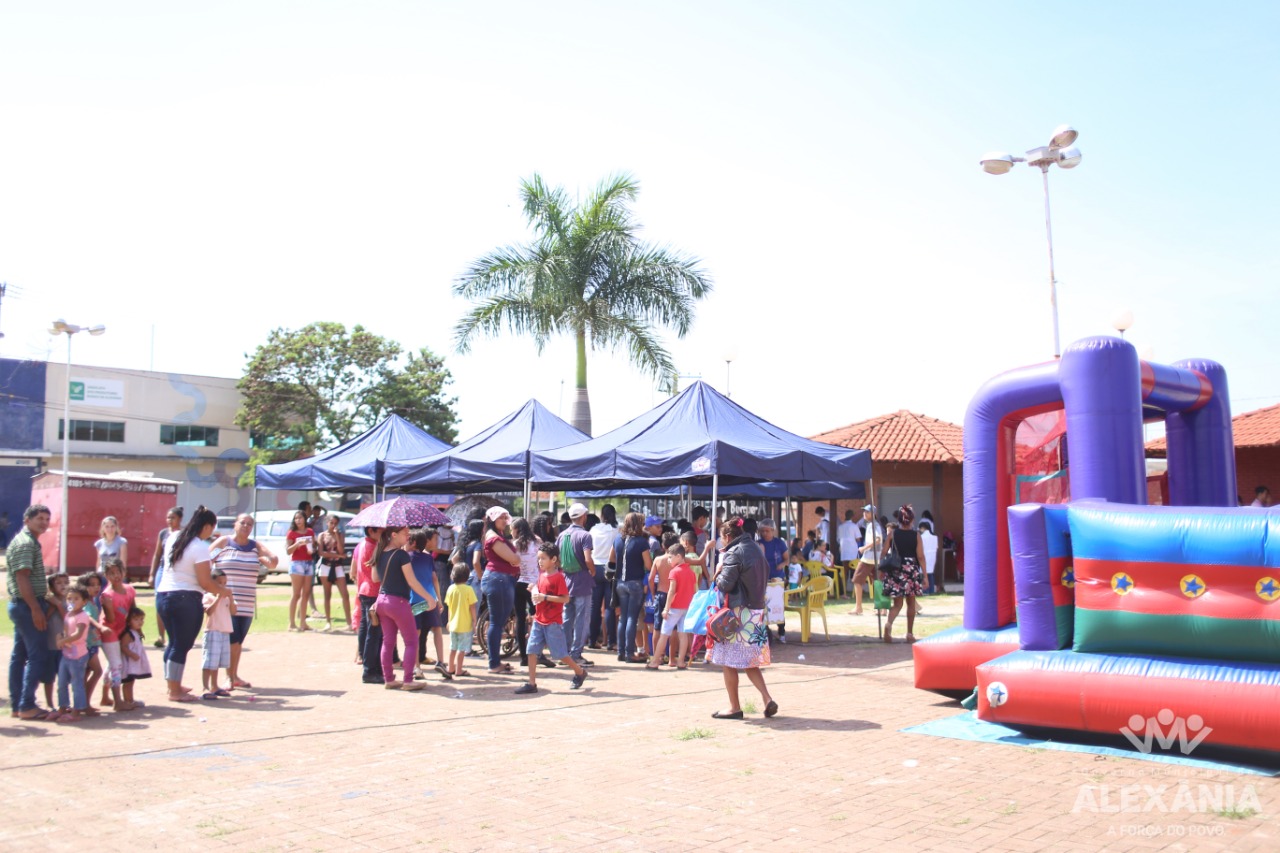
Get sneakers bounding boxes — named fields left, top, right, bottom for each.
left=362, top=675, right=385, bottom=685
left=538, top=654, right=556, bottom=668
left=514, top=682, right=538, bottom=695
left=571, top=670, right=588, bottom=690
left=779, top=635, right=787, bottom=644
left=574, top=657, right=594, bottom=667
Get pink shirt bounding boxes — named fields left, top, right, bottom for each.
left=202, top=592, right=233, bottom=633
left=353, top=536, right=380, bottom=598
left=62, top=609, right=90, bottom=659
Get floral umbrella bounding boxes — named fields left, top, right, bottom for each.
left=346, top=496, right=450, bottom=529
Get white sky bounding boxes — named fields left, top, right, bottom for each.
left=2, top=2, right=1278, bottom=444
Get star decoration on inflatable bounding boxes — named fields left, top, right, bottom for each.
left=1061, top=566, right=1075, bottom=588
left=1110, top=572, right=1134, bottom=595
left=1179, top=574, right=1207, bottom=598
left=1256, top=577, right=1280, bottom=602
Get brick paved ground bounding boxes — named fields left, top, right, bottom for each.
left=3, top=595, right=1277, bottom=852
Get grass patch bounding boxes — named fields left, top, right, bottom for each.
left=1214, top=806, right=1258, bottom=820
left=999, top=802, right=1019, bottom=816
left=743, top=700, right=758, bottom=714
left=675, top=727, right=714, bottom=741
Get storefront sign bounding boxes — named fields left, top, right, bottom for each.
left=70, top=378, right=125, bottom=408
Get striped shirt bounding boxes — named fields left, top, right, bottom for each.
left=213, top=539, right=262, bottom=617
left=5, top=527, right=47, bottom=600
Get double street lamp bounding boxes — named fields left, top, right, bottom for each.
left=48, top=319, right=106, bottom=573
left=980, top=125, right=1083, bottom=358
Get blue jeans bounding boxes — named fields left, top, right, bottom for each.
left=57, top=654, right=88, bottom=711
left=8, top=600, right=48, bottom=713
left=156, top=590, right=203, bottom=683
left=615, top=579, right=644, bottom=658
left=589, top=571, right=611, bottom=646
left=480, top=571, right=515, bottom=671
left=563, top=593, right=592, bottom=661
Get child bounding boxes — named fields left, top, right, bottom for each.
left=786, top=548, right=805, bottom=589
left=408, top=529, right=450, bottom=680
left=443, top=562, right=477, bottom=678
left=41, top=573, right=69, bottom=719
left=119, top=607, right=152, bottom=708
left=648, top=543, right=695, bottom=670
left=516, top=543, right=587, bottom=694
left=201, top=568, right=237, bottom=699
left=99, top=557, right=135, bottom=710
left=81, top=572, right=105, bottom=711
left=679, top=530, right=712, bottom=589
left=55, top=583, right=106, bottom=722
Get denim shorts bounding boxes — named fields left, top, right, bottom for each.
left=660, top=608, right=687, bottom=636
left=289, top=560, right=314, bottom=577
left=526, top=621, right=569, bottom=660
left=449, top=631, right=472, bottom=652
left=42, top=649, right=64, bottom=684
left=202, top=630, right=231, bottom=669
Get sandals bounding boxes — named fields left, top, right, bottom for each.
left=883, top=627, right=893, bottom=644
left=453, top=670, right=472, bottom=677
left=711, top=710, right=744, bottom=720
left=488, top=664, right=514, bottom=674
left=201, top=692, right=220, bottom=700
left=169, top=694, right=198, bottom=703
left=401, top=681, right=425, bottom=692
left=213, top=688, right=232, bottom=698
left=55, top=712, right=82, bottom=723
left=905, top=634, right=917, bottom=644
left=231, top=679, right=252, bottom=689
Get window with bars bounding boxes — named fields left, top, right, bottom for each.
left=160, top=424, right=220, bottom=447
left=58, top=419, right=125, bottom=443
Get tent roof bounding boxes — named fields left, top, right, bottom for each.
left=384, top=399, right=589, bottom=493
left=810, top=409, right=964, bottom=463
left=529, top=381, right=871, bottom=490
left=255, top=414, right=451, bottom=490
left=1147, top=401, right=1280, bottom=457
left=569, top=481, right=867, bottom=502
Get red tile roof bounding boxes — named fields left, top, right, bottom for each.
left=1147, top=401, right=1280, bottom=456
left=811, top=410, right=964, bottom=464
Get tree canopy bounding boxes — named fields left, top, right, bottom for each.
left=236, top=322, right=458, bottom=484
left=452, top=172, right=712, bottom=434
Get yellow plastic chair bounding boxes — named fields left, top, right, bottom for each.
left=805, top=560, right=840, bottom=599
left=784, top=575, right=832, bottom=642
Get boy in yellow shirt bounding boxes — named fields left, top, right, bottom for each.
left=444, top=562, right=478, bottom=678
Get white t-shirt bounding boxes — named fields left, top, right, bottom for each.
left=158, top=538, right=211, bottom=593
left=816, top=517, right=829, bottom=543
left=836, top=520, right=860, bottom=562
left=859, top=522, right=884, bottom=565
left=590, top=523, right=617, bottom=564
left=919, top=529, right=939, bottom=573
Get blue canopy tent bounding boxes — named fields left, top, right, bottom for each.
left=383, top=399, right=589, bottom=509
left=530, top=381, right=872, bottom=535
left=254, top=414, right=451, bottom=500
left=569, top=482, right=866, bottom=501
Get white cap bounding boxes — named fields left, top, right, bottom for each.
left=568, top=502, right=589, bottom=519
left=485, top=506, right=512, bottom=522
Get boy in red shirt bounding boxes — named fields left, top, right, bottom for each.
left=649, top=543, right=697, bottom=670
left=516, top=543, right=588, bottom=694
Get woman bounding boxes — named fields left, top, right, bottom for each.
left=478, top=506, right=522, bottom=674
left=210, top=513, right=278, bottom=689
left=589, top=504, right=618, bottom=649
left=94, top=516, right=128, bottom=571
left=155, top=506, right=229, bottom=702
left=511, top=517, right=541, bottom=665
left=881, top=505, right=927, bottom=643
left=371, top=526, right=435, bottom=690
left=284, top=510, right=316, bottom=632
left=316, top=514, right=351, bottom=631
left=611, top=512, right=653, bottom=663
left=462, top=518, right=485, bottom=605
left=406, top=528, right=448, bottom=675
left=709, top=516, right=777, bottom=720
left=147, top=506, right=183, bottom=648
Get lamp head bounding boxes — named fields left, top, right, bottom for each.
left=980, top=152, right=1016, bottom=175
left=1112, top=309, right=1134, bottom=333
left=1049, top=125, right=1078, bottom=149
left=49, top=319, right=68, bottom=336
left=1056, top=146, right=1082, bottom=169
left=88, top=325, right=106, bottom=336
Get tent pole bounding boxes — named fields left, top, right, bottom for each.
left=251, top=487, right=258, bottom=517
left=710, top=475, right=719, bottom=577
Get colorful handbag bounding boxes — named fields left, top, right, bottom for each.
left=707, top=603, right=742, bottom=643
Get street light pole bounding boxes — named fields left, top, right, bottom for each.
left=980, top=125, right=1082, bottom=359
left=48, top=319, right=106, bottom=573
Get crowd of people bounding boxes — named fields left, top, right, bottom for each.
left=7, top=496, right=935, bottom=724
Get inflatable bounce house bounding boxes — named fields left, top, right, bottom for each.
left=913, top=336, right=1280, bottom=754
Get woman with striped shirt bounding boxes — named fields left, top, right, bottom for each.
left=210, top=513, right=279, bottom=689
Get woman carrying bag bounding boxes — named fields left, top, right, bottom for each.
left=708, top=516, right=778, bottom=720
left=880, top=505, right=927, bottom=643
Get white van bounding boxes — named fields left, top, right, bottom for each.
left=252, top=510, right=361, bottom=576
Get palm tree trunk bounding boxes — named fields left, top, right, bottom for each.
left=571, top=329, right=592, bottom=435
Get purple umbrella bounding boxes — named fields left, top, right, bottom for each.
left=346, top=496, right=451, bottom=529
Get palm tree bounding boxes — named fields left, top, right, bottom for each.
left=453, top=173, right=713, bottom=435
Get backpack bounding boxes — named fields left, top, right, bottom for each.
left=559, top=530, right=582, bottom=574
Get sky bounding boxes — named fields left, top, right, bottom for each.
left=2, top=1, right=1278, bottom=446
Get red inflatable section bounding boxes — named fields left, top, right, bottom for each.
left=976, top=651, right=1280, bottom=754
left=912, top=626, right=1020, bottom=694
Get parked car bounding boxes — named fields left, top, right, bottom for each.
left=252, top=509, right=362, bottom=577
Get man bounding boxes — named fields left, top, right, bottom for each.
left=690, top=507, right=711, bottom=555
left=1252, top=486, right=1272, bottom=508
left=758, top=518, right=789, bottom=642
left=350, top=526, right=386, bottom=683
left=8, top=505, right=51, bottom=719
left=814, top=506, right=830, bottom=545
left=852, top=504, right=883, bottom=616
left=645, top=515, right=664, bottom=561
left=836, top=509, right=862, bottom=598
left=556, top=503, right=597, bottom=667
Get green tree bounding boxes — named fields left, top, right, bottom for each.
left=235, top=322, right=458, bottom=485
left=453, top=173, right=712, bottom=434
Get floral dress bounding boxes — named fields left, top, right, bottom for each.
left=706, top=537, right=772, bottom=669
left=882, top=528, right=925, bottom=598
